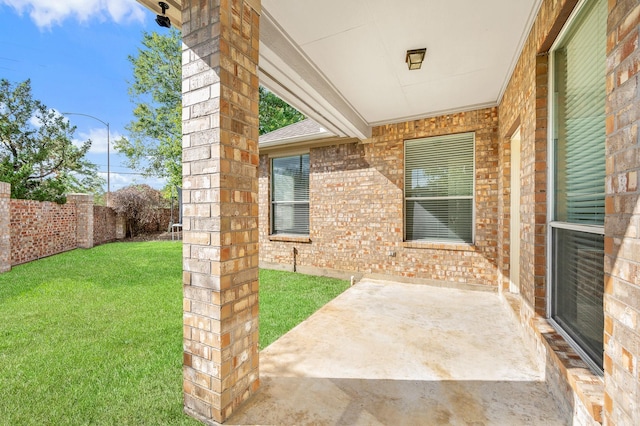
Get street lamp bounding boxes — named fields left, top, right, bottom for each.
left=62, top=112, right=110, bottom=205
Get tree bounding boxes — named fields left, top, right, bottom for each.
left=0, top=79, right=103, bottom=203
left=259, top=86, right=304, bottom=135
left=116, top=30, right=304, bottom=192
left=110, top=184, right=167, bottom=237
left=114, top=29, right=182, bottom=192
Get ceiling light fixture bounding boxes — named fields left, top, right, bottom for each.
left=406, top=48, right=427, bottom=70
left=156, top=2, right=171, bottom=28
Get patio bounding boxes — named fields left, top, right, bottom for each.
left=225, top=279, right=569, bottom=425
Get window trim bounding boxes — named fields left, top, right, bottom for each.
left=403, top=132, right=476, bottom=244
left=546, top=0, right=605, bottom=374
left=270, top=152, right=310, bottom=237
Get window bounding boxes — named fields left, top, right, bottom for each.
left=405, top=133, right=474, bottom=243
left=549, top=0, right=606, bottom=370
left=271, top=154, right=309, bottom=235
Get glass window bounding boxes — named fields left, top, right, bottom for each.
left=405, top=133, right=474, bottom=243
left=550, top=0, right=606, bottom=370
left=271, top=154, right=309, bottom=235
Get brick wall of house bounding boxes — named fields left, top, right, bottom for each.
left=93, top=205, right=117, bottom=246
left=603, top=0, right=640, bottom=424
left=10, top=199, right=77, bottom=266
left=497, top=0, right=607, bottom=422
left=259, top=107, right=500, bottom=288
left=498, top=0, right=580, bottom=317
left=495, top=0, right=640, bottom=424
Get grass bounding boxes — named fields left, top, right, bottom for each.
left=0, top=241, right=349, bottom=425
left=259, top=269, right=350, bottom=348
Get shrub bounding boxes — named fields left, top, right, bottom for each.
left=110, top=184, right=167, bottom=237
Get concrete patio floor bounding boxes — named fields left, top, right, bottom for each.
left=225, top=279, right=569, bottom=425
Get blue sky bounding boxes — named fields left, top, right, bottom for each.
left=0, top=0, right=168, bottom=191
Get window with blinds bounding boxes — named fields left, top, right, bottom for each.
left=550, top=0, right=606, bottom=370
left=405, top=133, right=474, bottom=243
left=271, top=154, right=309, bottom=235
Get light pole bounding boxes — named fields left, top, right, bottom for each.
left=62, top=112, right=110, bottom=205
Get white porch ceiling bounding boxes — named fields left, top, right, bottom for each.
left=137, top=0, right=542, bottom=139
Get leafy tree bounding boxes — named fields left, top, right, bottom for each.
left=114, top=29, right=182, bottom=192
left=110, top=184, right=167, bottom=237
left=259, top=86, right=304, bottom=135
left=0, top=78, right=103, bottom=203
left=116, top=30, right=304, bottom=192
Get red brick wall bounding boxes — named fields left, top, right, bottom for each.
left=6, top=198, right=125, bottom=266
left=141, top=208, right=180, bottom=233
left=259, top=108, right=500, bottom=287
left=0, top=183, right=10, bottom=272
left=93, top=205, right=117, bottom=246
left=10, top=199, right=77, bottom=266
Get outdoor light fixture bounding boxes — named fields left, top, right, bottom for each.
left=406, top=48, right=427, bottom=70
left=156, top=2, right=171, bottom=28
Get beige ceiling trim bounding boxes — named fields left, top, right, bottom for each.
left=259, top=10, right=371, bottom=140
left=496, top=0, right=543, bottom=105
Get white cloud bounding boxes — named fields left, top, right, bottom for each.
left=29, top=108, right=64, bottom=129
left=74, top=126, right=122, bottom=154
left=100, top=171, right=166, bottom=191
left=1, top=0, right=146, bottom=28
left=29, top=114, right=43, bottom=128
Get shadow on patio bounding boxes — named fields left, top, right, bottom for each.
left=226, top=279, right=569, bottom=425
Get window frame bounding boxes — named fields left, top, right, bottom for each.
left=403, top=132, right=476, bottom=244
left=546, top=0, right=606, bottom=374
left=270, top=152, right=310, bottom=236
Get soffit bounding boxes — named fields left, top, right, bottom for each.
left=137, top=0, right=542, bottom=139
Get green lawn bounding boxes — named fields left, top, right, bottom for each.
left=0, top=242, right=349, bottom=425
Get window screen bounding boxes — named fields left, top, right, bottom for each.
left=405, top=133, right=474, bottom=243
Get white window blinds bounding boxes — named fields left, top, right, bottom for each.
left=405, top=133, right=474, bottom=243
left=550, top=0, right=607, bottom=370
left=271, top=154, right=310, bottom=235
left=553, top=0, right=607, bottom=226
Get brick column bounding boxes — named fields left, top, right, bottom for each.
left=181, top=0, right=261, bottom=423
left=67, top=194, right=94, bottom=249
left=0, top=182, right=10, bottom=273
left=604, top=1, right=640, bottom=424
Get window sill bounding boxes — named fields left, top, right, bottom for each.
left=503, top=294, right=604, bottom=423
left=533, top=316, right=604, bottom=423
left=403, top=241, right=475, bottom=251
left=269, top=234, right=311, bottom=243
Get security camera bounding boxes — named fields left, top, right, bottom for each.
left=156, top=14, right=171, bottom=28
left=156, top=2, right=171, bottom=28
